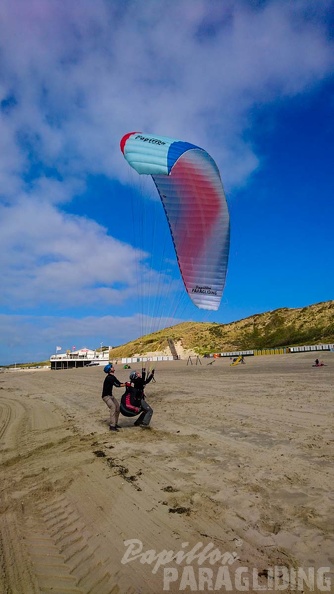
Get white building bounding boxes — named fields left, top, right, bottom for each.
left=50, top=347, right=110, bottom=370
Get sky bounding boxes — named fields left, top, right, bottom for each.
left=0, top=0, right=334, bottom=365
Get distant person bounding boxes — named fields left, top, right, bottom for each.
left=313, top=358, right=325, bottom=367
left=120, top=368, right=154, bottom=427
left=102, top=364, right=125, bottom=432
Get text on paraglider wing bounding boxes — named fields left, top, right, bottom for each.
left=192, top=285, right=217, bottom=296
left=135, top=134, right=167, bottom=146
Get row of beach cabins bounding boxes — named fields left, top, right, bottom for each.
left=213, top=343, right=334, bottom=358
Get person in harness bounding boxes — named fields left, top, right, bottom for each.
left=120, top=368, right=154, bottom=427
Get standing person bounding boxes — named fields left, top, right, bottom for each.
left=102, top=364, right=125, bottom=432
left=120, top=367, right=154, bottom=427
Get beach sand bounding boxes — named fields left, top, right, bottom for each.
left=0, top=353, right=333, bottom=593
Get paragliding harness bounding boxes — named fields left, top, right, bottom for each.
left=119, top=368, right=155, bottom=417
left=120, top=382, right=144, bottom=417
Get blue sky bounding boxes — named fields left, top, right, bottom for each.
left=0, top=0, right=333, bottom=365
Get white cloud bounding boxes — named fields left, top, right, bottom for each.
left=1, top=0, right=333, bottom=188
left=0, top=312, right=182, bottom=365
left=0, top=197, right=151, bottom=309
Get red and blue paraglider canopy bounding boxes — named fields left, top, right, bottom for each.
left=120, top=132, right=230, bottom=311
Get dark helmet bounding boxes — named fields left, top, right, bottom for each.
left=104, top=364, right=114, bottom=374
left=129, top=371, right=137, bottom=381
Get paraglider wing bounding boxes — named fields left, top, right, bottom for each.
left=120, top=132, right=230, bottom=311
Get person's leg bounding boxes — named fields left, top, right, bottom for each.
left=134, top=411, right=146, bottom=426
left=102, top=396, right=117, bottom=428
left=113, top=396, right=121, bottom=426
left=139, top=400, right=153, bottom=426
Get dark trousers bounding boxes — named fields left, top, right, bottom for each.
left=134, top=399, right=153, bottom=426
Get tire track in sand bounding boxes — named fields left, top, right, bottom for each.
left=25, top=494, right=135, bottom=594
left=0, top=399, right=12, bottom=441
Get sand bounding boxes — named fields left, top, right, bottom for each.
left=0, top=352, right=333, bottom=594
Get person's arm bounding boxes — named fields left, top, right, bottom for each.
left=144, top=369, right=155, bottom=385
left=114, top=376, right=125, bottom=388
